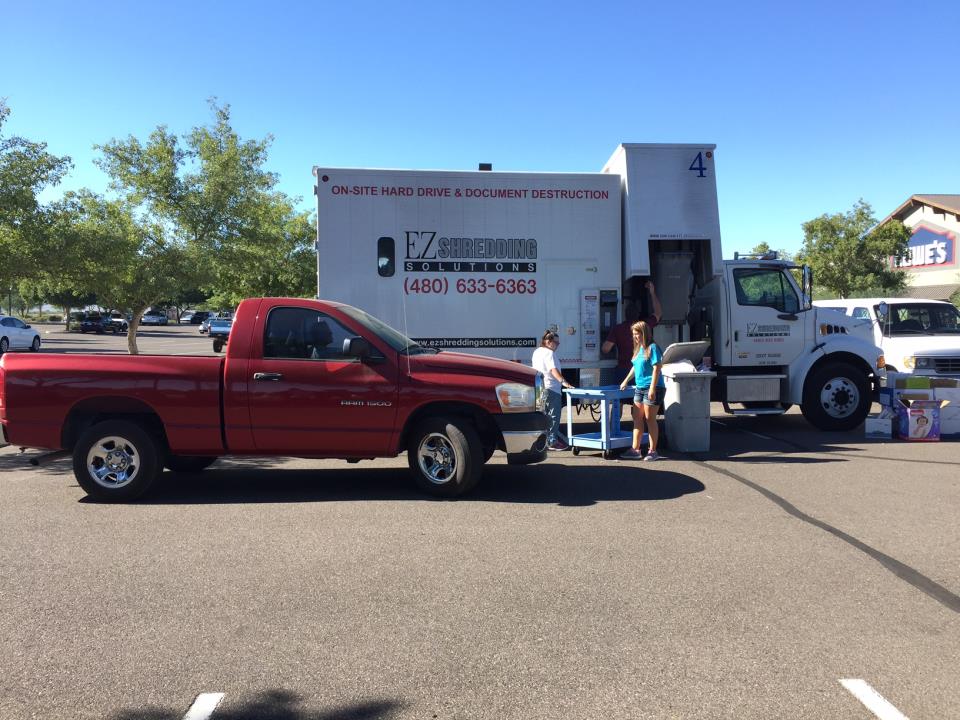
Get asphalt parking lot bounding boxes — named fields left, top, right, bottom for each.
left=2, top=324, right=958, bottom=719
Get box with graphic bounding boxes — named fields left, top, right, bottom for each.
left=896, top=398, right=942, bottom=441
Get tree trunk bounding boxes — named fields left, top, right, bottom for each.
left=127, top=308, right=149, bottom=355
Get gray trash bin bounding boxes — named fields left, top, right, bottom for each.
left=662, top=365, right=716, bottom=452
left=659, top=341, right=715, bottom=453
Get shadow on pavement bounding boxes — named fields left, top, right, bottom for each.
left=110, top=689, right=402, bottom=720
left=73, top=460, right=706, bottom=507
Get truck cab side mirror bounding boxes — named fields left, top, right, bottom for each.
left=801, top=266, right=813, bottom=311
left=343, top=336, right=371, bottom=359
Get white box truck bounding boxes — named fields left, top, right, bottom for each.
left=314, top=144, right=885, bottom=431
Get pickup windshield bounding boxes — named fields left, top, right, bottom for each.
left=877, top=303, right=960, bottom=336
left=338, top=305, right=439, bottom=354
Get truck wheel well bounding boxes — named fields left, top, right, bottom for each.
left=399, top=402, right=500, bottom=455
left=808, top=352, right=875, bottom=383
left=62, top=397, right=169, bottom=452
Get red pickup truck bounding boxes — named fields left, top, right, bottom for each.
left=0, top=298, right=549, bottom=500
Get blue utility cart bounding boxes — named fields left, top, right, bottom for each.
left=563, top=386, right=635, bottom=459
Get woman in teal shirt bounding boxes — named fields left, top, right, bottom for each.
left=618, top=320, right=665, bottom=461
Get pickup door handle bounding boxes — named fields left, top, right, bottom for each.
left=777, top=313, right=798, bottom=321
left=253, top=372, right=284, bottom=382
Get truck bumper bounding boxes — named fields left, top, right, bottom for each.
left=494, top=412, right=549, bottom=465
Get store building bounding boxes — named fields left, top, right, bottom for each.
left=880, top=194, right=960, bottom=301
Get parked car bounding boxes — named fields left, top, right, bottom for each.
left=80, top=314, right=127, bottom=335
left=141, top=311, right=169, bottom=326
left=0, top=315, right=41, bottom=354
left=199, top=316, right=213, bottom=334
left=108, top=314, right=129, bottom=332
left=188, top=311, right=211, bottom=325
left=209, top=318, right=233, bottom=353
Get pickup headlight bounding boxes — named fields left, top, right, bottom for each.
left=496, top=382, right=536, bottom=413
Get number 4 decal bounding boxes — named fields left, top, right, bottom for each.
left=689, top=152, right=707, bottom=178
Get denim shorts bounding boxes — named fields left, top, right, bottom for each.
left=634, top=386, right=662, bottom=407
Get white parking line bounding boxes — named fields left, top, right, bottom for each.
left=839, top=679, right=908, bottom=720
left=182, top=692, right=225, bottom=720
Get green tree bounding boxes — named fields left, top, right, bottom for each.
left=798, top=199, right=910, bottom=299
left=0, top=101, right=73, bottom=293
left=67, top=193, right=202, bottom=353
left=93, top=101, right=315, bottom=323
left=93, top=100, right=313, bottom=349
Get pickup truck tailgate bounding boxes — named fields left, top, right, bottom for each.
left=0, top=353, right=225, bottom=454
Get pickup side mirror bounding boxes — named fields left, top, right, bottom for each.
left=24, top=324, right=31, bottom=329
left=343, top=336, right=371, bottom=359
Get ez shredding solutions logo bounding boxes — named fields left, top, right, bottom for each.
left=402, top=231, right=537, bottom=273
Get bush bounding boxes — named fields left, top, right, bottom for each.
left=47, top=315, right=62, bottom=322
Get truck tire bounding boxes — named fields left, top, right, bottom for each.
left=407, top=417, right=483, bottom=497
left=212, top=339, right=224, bottom=353
left=801, top=362, right=871, bottom=432
left=72, top=420, right=161, bottom=501
left=164, top=455, right=218, bottom=473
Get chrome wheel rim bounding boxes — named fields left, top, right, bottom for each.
left=416, top=432, right=457, bottom=485
left=86, top=435, right=141, bottom=489
left=819, top=376, right=859, bottom=418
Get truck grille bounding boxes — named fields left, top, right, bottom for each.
left=934, top=358, right=960, bottom=374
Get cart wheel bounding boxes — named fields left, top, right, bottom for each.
left=572, top=447, right=580, bottom=456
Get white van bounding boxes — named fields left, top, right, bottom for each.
left=814, top=298, right=960, bottom=377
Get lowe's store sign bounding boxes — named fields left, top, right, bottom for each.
left=895, top=225, right=956, bottom=268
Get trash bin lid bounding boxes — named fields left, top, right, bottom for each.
left=662, top=340, right=710, bottom=366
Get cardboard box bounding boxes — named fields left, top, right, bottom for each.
left=897, top=391, right=934, bottom=403
left=895, top=376, right=932, bottom=390
left=864, top=416, right=893, bottom=439
left=934, top=388, right=960, bottom=435
left=931, top=377, right=960, bottom=389
left=897, top=398, right=942, bottom=441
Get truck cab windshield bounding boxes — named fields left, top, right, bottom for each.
left=338, top=305, right=439, bottom=354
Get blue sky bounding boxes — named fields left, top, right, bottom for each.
left=3, top=0, right=957, bottom=255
